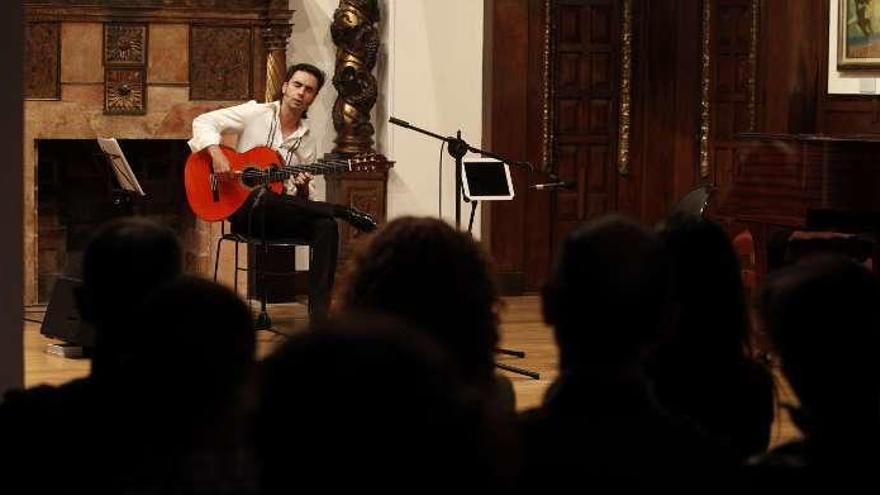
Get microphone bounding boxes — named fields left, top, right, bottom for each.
left=530, top=180, right=576, bottom=191
left=389, top=116, right=411, bottom=127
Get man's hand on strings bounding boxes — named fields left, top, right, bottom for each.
left=293, top=172, right=313, bottom=197
left=207, top=145, right=233, bottom=178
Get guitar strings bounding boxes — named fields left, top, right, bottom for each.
left=258, top=102, right=365, bottom=182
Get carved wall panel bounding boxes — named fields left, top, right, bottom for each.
left=710, top=0, right=757, bottom=185
left=105, top=67, right=146, bottom=114
left=190, top=25, right=252, bottom=100
left=25, top=22, right=60, bottom=99
left=326, top=168, right=391, bottom=263
left=104, top=23, right=147, bottom=66
left=824, top=96, right=880, bottom=134
left=550, top=0, right=617, bottom=240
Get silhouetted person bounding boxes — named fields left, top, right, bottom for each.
left=256, top=314, right=503, bottom=494
left=76, top=217, right=184, bottom=382
left=0, top=217, right=182, bottom=493
left=651, top=215, right=775, bottom=461
left=124, top=275, right=258, bottom=493
left=750, top=255, right=880, bottom=490
left=519, top=215, right=732, bottom=492
left=337, top=216, right=514, bottom=413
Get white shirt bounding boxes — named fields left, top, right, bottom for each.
left=188, top=100, right=317, bottom=195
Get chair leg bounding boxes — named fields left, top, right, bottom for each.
left=255, top=298, right=271, bottom=330
left=254, top=244, right=271, bottom=330
left=212, top=235, right=224, bottom=283
left=233, top=240, right=240, bottom=295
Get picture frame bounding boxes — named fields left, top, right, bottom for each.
left=838, top=0, right=880, bottom=69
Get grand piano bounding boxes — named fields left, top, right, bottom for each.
left=711, top=133, right=880, bottom=281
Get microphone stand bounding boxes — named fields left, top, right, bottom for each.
left=389, top=117, right=531, bottom=229
left=389, top=117, right=540, bottom=380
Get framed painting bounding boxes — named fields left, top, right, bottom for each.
left=838, top=0, right=880, bottom=69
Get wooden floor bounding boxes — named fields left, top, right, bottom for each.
left=22, top=295, right=800, bottom=447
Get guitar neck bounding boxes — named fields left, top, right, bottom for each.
left=281, top=159, right=351, bottom=176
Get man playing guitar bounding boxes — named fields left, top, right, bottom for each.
left=188, top=62, right=376, bottom=319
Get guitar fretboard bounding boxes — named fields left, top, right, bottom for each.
left=239, top=159, right=352, bottom=186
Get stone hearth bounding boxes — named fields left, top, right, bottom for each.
left=23, top=1, right=293, bottom=304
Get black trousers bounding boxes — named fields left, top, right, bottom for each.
left=229, top=189, right=339, bottom=317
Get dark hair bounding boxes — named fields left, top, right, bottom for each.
left=80, top=217, right=182, bottom=328
left=274, top=63, right=326, bottom=100
left=134, top=275, right=255, bottom=410
left=658, top=214, right=751, bottom=361
left=338, top=217, right=500, bottom=384
left=78, top=217, right=183, bottom=378
left=274, top=63, right=325, bottom=119
left=543, top=214, right=671, bottom=370
left=257, top=313, right=498, bottom=493
left=758, top=255, right=880, bottom=422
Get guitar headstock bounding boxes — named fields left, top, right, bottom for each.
left=345, top=153, right=390, bottom=172
left=316, top=153, right=392, bottom=173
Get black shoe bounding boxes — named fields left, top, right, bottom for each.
left=334, top=205, right=378, bottom=232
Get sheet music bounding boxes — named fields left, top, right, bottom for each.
left=97, top=137, right=145, bottom=196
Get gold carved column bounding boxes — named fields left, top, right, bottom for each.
left=326, top=0, right=393, bottom=264
left=329, top=0, right=380, bottom=154
left=262, top=22, right=292, bottom=102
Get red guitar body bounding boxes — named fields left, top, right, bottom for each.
left=184, top=145, right=285, bottom=221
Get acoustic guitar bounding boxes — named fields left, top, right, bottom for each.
left=184, top=145, right=372, bottom=221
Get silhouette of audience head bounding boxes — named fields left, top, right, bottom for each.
left=658, top=214, right=751, bottom=360
left=338, top=216, right=499, bottom=384
left=654, top=214, right=775, bottom=460
left=132, top=275, right=256, bottom=418
left=758, top=254, right=880, bottom=434
left=257, top=313, right=498, bottom=494
left=543, top=214, right=670, bottom=372
left=76, top=217, right=182, bottom=378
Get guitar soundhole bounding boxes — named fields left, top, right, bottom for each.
left=240, top=166, right=272, bottom=188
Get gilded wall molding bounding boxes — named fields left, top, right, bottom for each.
left=616, top=0, right=633, bottom=176
left=748, top=0, right=759, bottom=132
left=262, top=23, right=292, bottom=102
left=698, top=0, right=712, bottom=179
left=542, top=0, right=554, bottom=172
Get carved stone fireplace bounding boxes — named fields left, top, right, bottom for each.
left=37, top=139, right=192, bottom=301
left=23, top=1, right=294, bottom=304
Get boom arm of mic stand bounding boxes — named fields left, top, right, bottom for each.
left=389, top=116, right=532, bottom=171
left=388, top=117, right=450, bottom=143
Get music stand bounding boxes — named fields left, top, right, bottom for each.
left=96, top=137, right=145, bottom=215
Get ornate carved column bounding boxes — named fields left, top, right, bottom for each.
left=262, top=22, right=292, bottom=103
left=325, top=0, right=393, bottom=266
left=329, top=0, right=380, bottom=154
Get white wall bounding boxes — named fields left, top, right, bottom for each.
left=828, top=0, right=880, bottom=94
left=383, top=0, right=485, bottom=232
left=288, top=0, right=485, bottom=235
